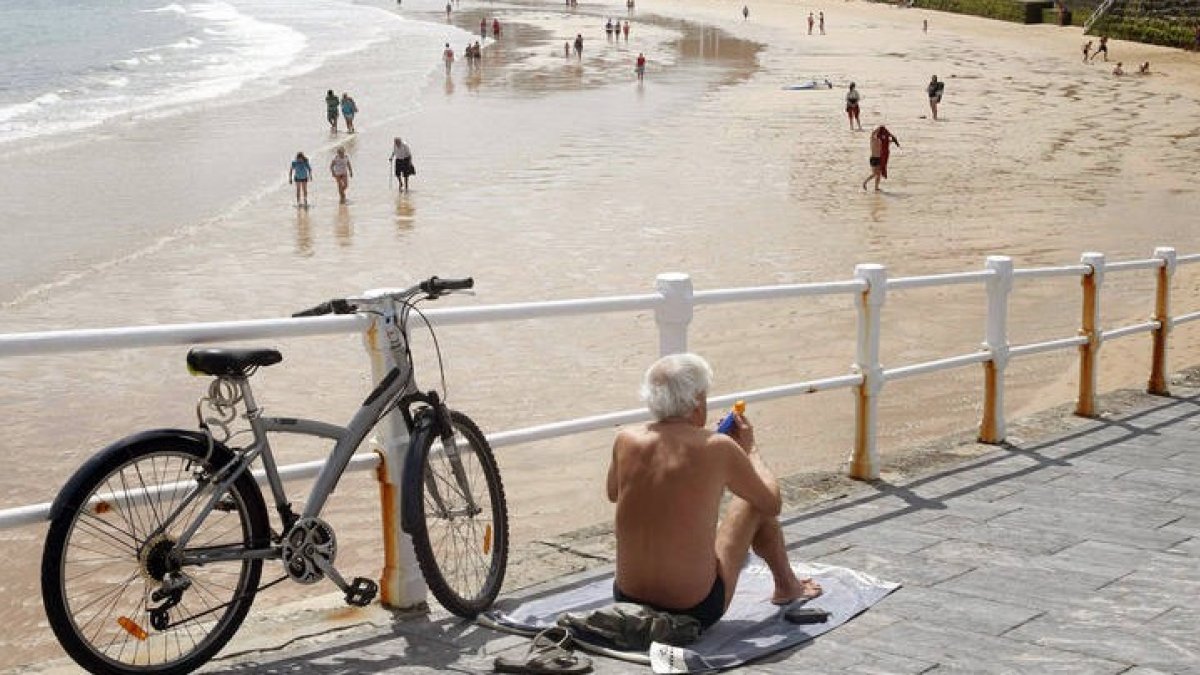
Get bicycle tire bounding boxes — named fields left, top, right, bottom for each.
left=42, top=431, right=270, bottom=675
left=407, top=410, right=508, bottom=617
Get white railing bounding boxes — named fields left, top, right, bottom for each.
left=0, top=247, right=1193, bottom=607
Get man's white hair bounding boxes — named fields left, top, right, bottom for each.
left=640, top=353, right=712, bottom=421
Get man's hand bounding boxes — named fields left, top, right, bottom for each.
left=731, top=412, right=756, bottom=454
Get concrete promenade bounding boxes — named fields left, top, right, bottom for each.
left=200, top=389, right=1198, bottom=673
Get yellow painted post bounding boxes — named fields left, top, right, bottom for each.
left=1148, top=247, right=1176, bottom=395
left=1076, top=253, right=1105, bottom=417
left=980, top=256, right=1012, bottom=444
left=850, top=264, right=886, bottom=480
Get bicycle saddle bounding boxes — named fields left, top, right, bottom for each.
left=187, top=347, right=282, bottom=377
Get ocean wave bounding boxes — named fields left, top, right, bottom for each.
left=142, top=3, right=188, bottom=14
left=0, top=0, right=438, bottom=146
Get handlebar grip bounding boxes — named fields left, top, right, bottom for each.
left=292, top=299, right=354, bottom=317
left=420, top=276, right=474, bottom=295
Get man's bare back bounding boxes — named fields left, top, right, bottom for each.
left=609, top=422, right=734, bottom=607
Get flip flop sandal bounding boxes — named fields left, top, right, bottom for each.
left=494, top=626, right=593, bottom=674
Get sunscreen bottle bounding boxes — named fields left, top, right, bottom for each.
left=716, top=400, right=746, bottom=435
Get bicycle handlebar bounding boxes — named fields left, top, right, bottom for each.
left=291, top=276, right=473, bottom=317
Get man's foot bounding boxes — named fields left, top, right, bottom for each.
left=772, top=578, right=823, bottom=605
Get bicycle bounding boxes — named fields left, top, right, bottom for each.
left=40, top=276, right=508, bottom=675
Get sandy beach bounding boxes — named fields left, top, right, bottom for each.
left=2, top=0, right=1200, bottom=668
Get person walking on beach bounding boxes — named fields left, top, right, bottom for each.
left=926, top=75, right=943, bottom=120
left=481, top=17, right=487, bottom=39
left=443, top=43, right=455, bottom=76
left=390, top=137, right=416, bottom=193
left=819, top=11, right=825, bottom=34
left=445, top=1, right=452, bottom=19
left=807, top=12, right=815, bottom=34
left=742, top=5, right=749, bottom=20
left=289, top=152, right=312, bottom=207
left=493, top=18, right=501, bottom=38
left=1082, top=40, right=1092, bottom=63
left=635, top=52, right=646, bottom=81
left=845, top=82, right=862, bottom=131
left=330, top=147, right=353, bottom=204
left=862, top=125, right=900, bottom=192
left=325, top=90, right=340, bottom=132
left=606, top=354, right=822, bottom=633
left=624, top=20, right=630, bottom=39
left=1089, top=35, right=1109, bottom=62
left=340, top=93, right=358, bottom=133
left=565, top=41, right=571, bottom=58
left=574, top=33, right=584, bottom=59
left=923, top=18, right=928, bottom=33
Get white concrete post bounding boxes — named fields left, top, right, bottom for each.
left=362, top=315, right=427, bottom=608
left=1077, top=252, right=1105, bottom=417
left=851, top=264, right=886, bottom=480
left=655, top=273, right=694, bottom=356
left=980, top=256, right=1013, bottom=443
left=1148, top=247, right=1176, bottom=395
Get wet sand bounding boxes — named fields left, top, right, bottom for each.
left=3, top=0, right=1200, bottom=668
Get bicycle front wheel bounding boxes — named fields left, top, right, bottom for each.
left=41, top=434, right=270, bottom=675
left=408, top=410, right=508, bottom=618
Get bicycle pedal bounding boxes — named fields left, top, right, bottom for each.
left=344, top=577, right=377, bottom=607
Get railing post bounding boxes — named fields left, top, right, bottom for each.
left=980, top=255, right=1012, bottom=444
left=362, top=314, right=427, bottom=609
left=1076, top=252, right=1105, bottom=417
left=1148, top=246, right=1176, bottom=395
left=850, top=264, right=886, bottom=480
left=655, top=273, right=694, bottom=356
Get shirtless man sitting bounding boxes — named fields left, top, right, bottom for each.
left=606, top=353, right=821, bottom=630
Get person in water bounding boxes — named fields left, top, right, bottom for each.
left=330, top=147, right=354, bottom=204
left=288, top=151, right=312, bottom=207
left=390, top=137, right=416, bottom=192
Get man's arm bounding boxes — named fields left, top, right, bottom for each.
left=720, top=417, right=782, bottom=516
left=606, top=433, right=623, bottom=503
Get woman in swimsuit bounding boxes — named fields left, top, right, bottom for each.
left=330, top=147, right=353, bottom=204
left=845, top=82, right=862, bottom=131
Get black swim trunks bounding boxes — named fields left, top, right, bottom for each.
left=613, top=575, right=726, bottom=629
left=870, top=156, right=881, bottom=167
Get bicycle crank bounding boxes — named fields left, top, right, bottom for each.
left=280, top=517, right=377, bottom=606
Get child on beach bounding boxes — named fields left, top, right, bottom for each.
left=325, top=90, right=339, bottom=132
left=1112, top=61, right=1125, bottom=76
left=636, top=53, right=646, bottom=81
left=340, top=93, right=358, bottom=133
left=1082, top=40, right=1092, bottom=63
left=624, top=20, right=630, bottom=39
left=289, top=152, right=312, bottom=207
left=443, top=43, right=455, bottom=75
left=1089, top=35, right=1109, bottom=62
left=330, top=147, right=353, bottom=204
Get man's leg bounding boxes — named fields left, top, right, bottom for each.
left=716, top=496, right=820, bottom=609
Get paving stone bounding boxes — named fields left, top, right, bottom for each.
left=987, top=507, right=1188, bottom=551
left=910, top=514, right=1084, bottom=556
left=848, top=621, right=1127, bottom=674
left=814, top=544, right=972, bottom=587
left=870, top=585, right=1041, bottom=636
left=932, top=565, right=1118, bottom=612
left=1004, top=611, right=1196, bottom=671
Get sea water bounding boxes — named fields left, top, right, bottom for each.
left=0, top=0, right=467, bottom=304
left=0, top=0, right=442, bottom=145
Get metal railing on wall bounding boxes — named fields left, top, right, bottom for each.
left=1, top=247, right=1195, bottom=606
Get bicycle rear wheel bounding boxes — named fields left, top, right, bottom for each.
left=41, top=434, right=269, bottom=675
left=407, top=410, right=508, bottom=617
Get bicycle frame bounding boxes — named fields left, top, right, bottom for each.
left=176, top=293, right=473, bottom=567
